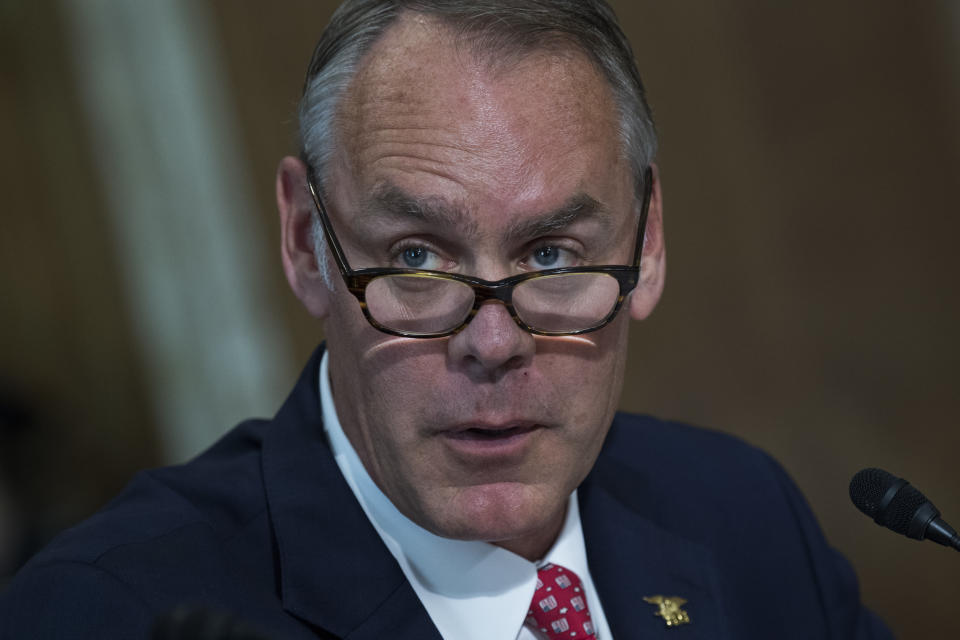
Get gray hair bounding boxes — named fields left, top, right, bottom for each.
left=298, top=0, right=658, bottom=285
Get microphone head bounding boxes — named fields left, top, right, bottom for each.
left=849, top=467, right=896, bottom=518
left=849, top=467, right=932, bottom=535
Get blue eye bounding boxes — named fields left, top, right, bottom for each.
left=402, top=246, right=429, bottom=268
left=532, top=246, right=561, bottom=268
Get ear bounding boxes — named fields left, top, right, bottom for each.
left=276, top=156, right=331, bottom=319
left=629, top=163, right=666, bottom=321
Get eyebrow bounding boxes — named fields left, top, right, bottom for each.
left=358, top=185, right=478, bottom=237
left=358, top=184, right=610, bottom=241
left=504, top=193, right=611, bottom=242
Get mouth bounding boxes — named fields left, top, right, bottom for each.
left=440, top=422, right=542, bottom=459
left=446, top=423, right=539, bottom=440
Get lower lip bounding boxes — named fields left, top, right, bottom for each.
left=441, top=425, right=540, bottom=459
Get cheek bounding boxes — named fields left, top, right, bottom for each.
left=571, top=332, right=627, bottom=442
left=537, top=318, right=629, bottom=401
left=327, top=309, right=451, bottom=430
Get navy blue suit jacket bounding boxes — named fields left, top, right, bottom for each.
left=1, top=347, right=892, bottom=639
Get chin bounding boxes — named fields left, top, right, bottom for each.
left=428, top=481, right=566, bottom=548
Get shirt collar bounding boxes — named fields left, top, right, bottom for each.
left=319, top=350, right=599, bottom=640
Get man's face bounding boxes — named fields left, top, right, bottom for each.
left=290, top=15, right=661, bottom=559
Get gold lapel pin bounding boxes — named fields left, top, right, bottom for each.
left=643, top=595, right=691, bottom=627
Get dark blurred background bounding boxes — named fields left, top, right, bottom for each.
left=1, top=1, right=957, bottom=636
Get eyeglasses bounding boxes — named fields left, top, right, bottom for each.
left=306, top=166, right=652, bottom=338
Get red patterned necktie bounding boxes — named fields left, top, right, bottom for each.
left=526, top=563, right=597, bottom=639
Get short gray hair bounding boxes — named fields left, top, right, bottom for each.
left=298, top=0, right=658, bottom=284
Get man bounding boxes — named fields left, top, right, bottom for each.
left=1, top=1, right=892, bottom=638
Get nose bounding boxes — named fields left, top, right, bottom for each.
left=447, top=300, right=535, bottom=381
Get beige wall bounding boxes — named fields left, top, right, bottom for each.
left=616, top=4, right=960, bottom=636
left=2, top=1, right=957, bottom=635
left=0, top=0, right=160, bottom=531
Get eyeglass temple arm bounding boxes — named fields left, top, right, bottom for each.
left=631, top=166, right=654, bottom=266
left=305, top=169, right=356, bottom=278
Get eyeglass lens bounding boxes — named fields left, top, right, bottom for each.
left=364, top=272, right=621, bottom=335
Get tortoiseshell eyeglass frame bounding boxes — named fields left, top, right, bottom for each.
left=305, top=166, right=653, bottom=338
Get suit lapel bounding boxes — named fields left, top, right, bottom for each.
left=580, top=458, right=729, bottom=640
left=261, top=347, right=442, bottom=640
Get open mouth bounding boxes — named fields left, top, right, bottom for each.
left=450, top=424, right=539, bottom=440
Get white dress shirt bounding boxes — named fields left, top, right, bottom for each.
left=319, top=351, right=613, bottom=640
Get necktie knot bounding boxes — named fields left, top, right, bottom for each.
left=526, top=563, right=597, bottom=639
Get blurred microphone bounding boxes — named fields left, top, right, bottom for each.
left=849, top=467, right=960, bottom=551
left=151, top=606, right=274, bottom=640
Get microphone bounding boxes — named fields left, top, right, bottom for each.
left=849, top=468, right=960, bottom=551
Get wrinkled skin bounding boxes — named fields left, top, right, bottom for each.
left=277, top=14, right=665, bottom=560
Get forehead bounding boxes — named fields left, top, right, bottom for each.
left=332, top=13, right=631, bottom=229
